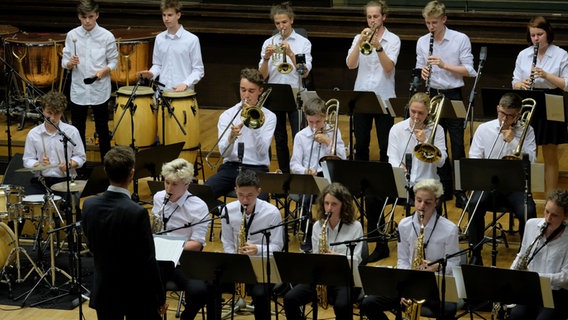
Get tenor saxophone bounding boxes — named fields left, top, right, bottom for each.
left=316, top=212, right=331, bottom=309
left=402, top=211, right=426, bottom=320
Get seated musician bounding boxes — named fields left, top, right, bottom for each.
left=23, top=90, right=86, bottom=195
left=151, top=158, right=213, bottom=320
left=284, top=182, right=363, bottom=320
left=221, top=169, right=283, bottom=319
left=204, top=68, right=276, bottom=200
left=467, top=92, right=536, bottom=265
left=290, top=96, right=346, bottom=252
left=509, top=189, right=568, bottom=320
left=360, top=179, right=460, bottom=320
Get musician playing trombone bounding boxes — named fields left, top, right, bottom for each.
left=467, top=92, right=537, bottom=266
left=290, top=96, right=346, bottom=251
left=204, top=69, right=276, bottom=200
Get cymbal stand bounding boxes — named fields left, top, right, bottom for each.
left=156, top=87, right=186, bottom=145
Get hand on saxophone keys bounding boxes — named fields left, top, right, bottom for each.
left=239, top=243, right=258, bottom=255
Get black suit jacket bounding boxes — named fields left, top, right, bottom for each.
left=82, top=190, right=165, bottom=314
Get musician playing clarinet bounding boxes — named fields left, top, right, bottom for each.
left=509, top=189, right=568, bottom=320
left=467, top=92, right=537, bottom=266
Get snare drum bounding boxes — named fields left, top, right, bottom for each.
left=5, top=32, right=66, bottom=90
left=110, top=28, right=158, bottom=86
left=158, top=90, right=200, bottom=150
left=114, top=86, right=157, bottom=147
left=0, top=185, right=24, bottom=216
left=0, top=222, right=16, bottom=268
left=22, top=194, right=62, bottom=222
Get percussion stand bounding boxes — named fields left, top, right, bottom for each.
left=0, top=55, right=16, bottom=159
left=156, top=87, right=187, bottom=145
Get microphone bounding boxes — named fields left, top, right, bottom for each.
left=295, top=53, right=307, bottom=76
left=478, top=46, right=487, bottom=69
left=238, top=142, right=244, bottom=164
left=83, top=76, right=97, bottom=85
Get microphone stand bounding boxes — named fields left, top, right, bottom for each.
left=153, top=205, right=229, bottom=236
left=296, top=63, right=306, bottom=134
left=155, top=86, right=187, bottom=145
left=464, top=48, right=486, bottom=142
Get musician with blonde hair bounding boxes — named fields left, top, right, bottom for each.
left=509, top=189, right=568, bottom=320
left=360, top=179, right=459, bottom=320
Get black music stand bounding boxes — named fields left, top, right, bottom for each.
left=456, top=158, right=525, bottom=266
left=316, top=89, right=386, bottom=159
left=273, top=251, right=353, bottom=320
left=324, top=159, right=402, bottom=231
left=131, top=142, right=184, bottom=202
left=388, top=97, right=409, bottom=118
left=359, top=265, right=439, bottom=301
left=460, top=264, right=551, bottom=313
left=80, top=166, right=108, bottom=198
left=257, top=172, right=327, bottom=252
left=263, top=83, right=296, bottom=112
left=179, top=251, right=257, bottom=320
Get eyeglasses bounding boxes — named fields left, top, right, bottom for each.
left=497, top=109, right=519, bottom=120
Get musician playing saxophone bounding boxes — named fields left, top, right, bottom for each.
left=221, top=170, right=283, bottom=320
left=360, top=179, right=460, bottom=320
left=284, top=183, right=364, bottom=320
left=509, top=189, right=568, bottom=320
left=467, top=93, right=537, bottom=265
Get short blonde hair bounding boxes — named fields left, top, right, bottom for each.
left=161, top=158, right=194, bottom=185
left=413, top=179, right=444, bottom=199
left=422, top=0, right=445, bottom=19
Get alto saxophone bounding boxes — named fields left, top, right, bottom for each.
left=235, top=205, right=248, bottom=298
left=152, top=193, right=170, bottom=233
left=316, top=212, right=331, bottom=309
left=513, top=222, right=547, bottom=270
left=402, top=211, right=426, bottom=320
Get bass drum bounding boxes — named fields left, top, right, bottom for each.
left=157, top=90, right=200, bottom=150
left=110, top=28, right=158, bottom=86
left=0, top=222, right=16, bottom=268
left=113, top=86, right=157, bottom=147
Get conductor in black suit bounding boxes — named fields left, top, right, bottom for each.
left=82, top=146, right=166, bottom=320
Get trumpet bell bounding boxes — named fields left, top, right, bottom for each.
left=413, top=143, right=442, bottom=163
left=360, top=42, right=374, bottom=55
left=278, top=62, right=293, bottom=74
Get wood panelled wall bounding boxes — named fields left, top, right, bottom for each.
left=2, top=1, right=568, bottom=113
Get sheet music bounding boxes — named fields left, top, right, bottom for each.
left=545, top=94, right=565, bottom=122
left=153, top=235, right=186, bottom=265
left=436, top=274, right=460, bottom=303
left=249, top=255, right=281, bottom=283
left=451, top=100, right=466, bottom=119
left=539, top=276, right=554, bottom=309
left=451, top=265, right=467, bottom=299
left=392, top=167, right=406, bottom=198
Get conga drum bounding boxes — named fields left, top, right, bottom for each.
left=158, top=90, right=200, bottom=150
left=5, top=32, right=66, bottom=91
left=110, top=28, right=158, bottom=86
left=113, top=86, right=157, bottom=147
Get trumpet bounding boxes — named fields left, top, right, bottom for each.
left=360, top=25, right=378, bottom=55
left=414, top=94, right=444, bottom=163
left=272, top=29, right=293, bottom=74
left=205, top=88, right=271, bottom=170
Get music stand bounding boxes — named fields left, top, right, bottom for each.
left=459, top=264, right=553, bottom=311
left=455, top=158, right=525, bottom=266
left=263, top=83, right=297, bottom=112
left=179, top=251, right=257, bottom=320
left=257, top=172, right=328, bottom=252
left=387, top=97, right=410, bottom=118
left=359, top=265, right=439, bottom=301
left=481, top=88, right=547, bottom=121
left=273, top=251, right=353, bottom=320
left=80, top=166, right=109, bottom=198
left=323, top=159, right=403, bottom=232
left=132, top=142, right=184, bottom=202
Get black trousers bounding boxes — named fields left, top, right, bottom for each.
left=284, top=283, right=354, bottom=320
left=204, top=162, right=269, bottom=200
left=274, top=109, right=303, bottom=173
left=360, top=295, right=457, bottom=320
left=70, top=100, right=111, bottom=162
left=353, top=113, right=393, bottom=162
left=510, top=289, right=568, bottom=320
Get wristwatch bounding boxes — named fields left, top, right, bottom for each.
left=376, top=47, right=384, bottom=53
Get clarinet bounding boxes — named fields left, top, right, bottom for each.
left=425, top=32, right=435, bottom=94
left=529, top=43, right=539, bottom=90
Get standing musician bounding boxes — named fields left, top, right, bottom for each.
left=23, top=90, right=86, bottom=195
left=290, top=96, right=346, bottom=252
left=509, top=189, right=568, bottom=320
left=259, top=2, right=312, bottom=173
left=467, top=92, right=537, bottom=266
left=221, top=169, right=283, bottom=320
left=346, top=0, right=400, bottom=163
left=360, top=179, right=460, bottom=320
left=61, top=0, right=117, bottom=162
left=512, top=16, right=568, bottom=194
left=417, top=0, right=476, bottom=206
left=204, top=68, right=276, bottom=200
left=283, top=182, right=363, bottom=320
left=387, top=92, right=447, bottom=199
left=138, top=0, right=204, bottom=92
left=82, top=146, right=166, bottom=320
left=151, top=158, right=212, bottom=320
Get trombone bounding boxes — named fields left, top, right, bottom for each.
left=205, top=87, right=272, bottom=170
left=414, top=94, right=445, bottom=163
left=318, top=98, right=342, bottom=163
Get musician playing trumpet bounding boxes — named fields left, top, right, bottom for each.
left=360, top=179, right=459, bottom=320
left=467, top=93, right=537, bottom=265
left=509, top=189, right=568, bottom=320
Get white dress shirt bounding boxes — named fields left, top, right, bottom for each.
left=312, top=218, right=364, bottom=263
left=416, top=27, right=476, bottom=90
left=387, top=118, right=447, bottom=186
left=149, top=26, right=205, bottom=90
left=23, top=122, right=86, bottom=178
left=397, top=212, right=460, bottom=275
left=512, top=44, right=568, bottom=91
left=469, top=118, right=536, bottom=162
left=61, top=24, right=118, bottom=105
left=221, top=198, right=283, bottom=257
left=217, top=103, right=277, bottom=167
left=511, top=218, right=568, bottom=290
left=347, top=27, right=401, bottom=101
left=152, top=189, right=209, bottom=245
left=290, top=124, right=346, bottom=174
left=259, top=29, right=312, bottom=88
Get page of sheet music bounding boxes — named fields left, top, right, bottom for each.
left=154, top=235, right=187, bottom=265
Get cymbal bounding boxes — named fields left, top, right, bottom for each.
left=51, top=180, right=88, bottom=193
left=15, top=164, right=58, bottom=172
